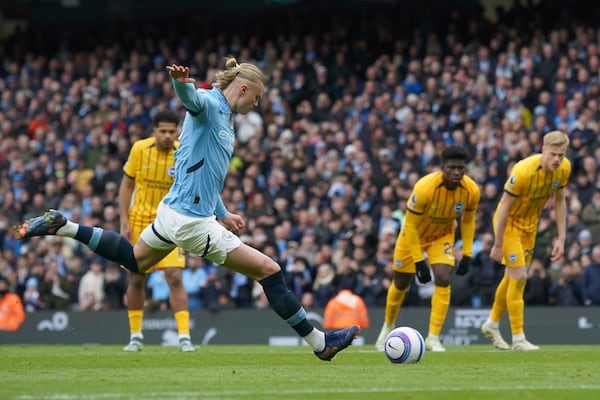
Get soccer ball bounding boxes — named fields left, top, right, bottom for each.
left=384, top=326, right=425, bottom=364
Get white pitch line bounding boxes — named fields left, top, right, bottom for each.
left=14, top=385, right=600, bottom=400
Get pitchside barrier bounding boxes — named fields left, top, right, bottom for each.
left=1, top=307, right=599, bottom=346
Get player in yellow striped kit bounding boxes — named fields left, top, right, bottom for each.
left=481, top=130, right=571, bottom=351
left=119, top=110, right=196, bottom=352
left=375, top=145, right=480, bottom=352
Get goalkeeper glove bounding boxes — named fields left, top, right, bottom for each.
left=415, top=260, right=432, bottom=284
left=456, top=255, right=471, bottom=276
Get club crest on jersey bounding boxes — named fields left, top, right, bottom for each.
left=222, top=231, right=235, bottom=241
left=551, top=180, right=560, bottom=189
left=168, top=166, right=176, bottom=177
left=454, top=202, right=464, bottom=212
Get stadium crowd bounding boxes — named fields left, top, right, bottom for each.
left=1, top=0, right=600, bottom=314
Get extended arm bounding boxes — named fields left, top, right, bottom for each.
left=403, top=210, right=432, bottom=283
left=490, top=192, right=517, bottom=263
left=551, top=187, right=567, bottom=262
left=460, top=208, right=476, bottom=257
left=455, top=208, right=477, bottom=275
left=167, top=64, right=204, bottom=113
left=403, top=210, right=424, bottom=262
left=118, top=174, right=136, bottom=241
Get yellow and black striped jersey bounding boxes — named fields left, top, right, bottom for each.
left=497, top=154, right=571, bottom=233
left=122, top=137, right=178, bottom=230
left=402, top=171, right=480, bottom=243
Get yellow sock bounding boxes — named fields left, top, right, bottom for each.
left=128, top=310, right=143, bottom=335
left=174, top=310, right=190, bottom=336
left=506, top=277, right=526, bottom=335
left=429, top=285, right=451, bottom=336
left=489, top=273, right=509, bottom=323
left=384, top=283, right=406, bottom=326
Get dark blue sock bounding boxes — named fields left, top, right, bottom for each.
left=259, top=270, right=313, bottom=336
left=74, top=226, right=139, bottom=272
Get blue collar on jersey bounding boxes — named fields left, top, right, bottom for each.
left=213, top=87, right=233, bottom=114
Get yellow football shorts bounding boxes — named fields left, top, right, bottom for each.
left=128, top=221, right=185, bottom=271
left=497, top=226, right=536, bottom=267
left=392, top=231, right=455, bottom=272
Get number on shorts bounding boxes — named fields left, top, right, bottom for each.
left=443, top=242, right=454, bottom=256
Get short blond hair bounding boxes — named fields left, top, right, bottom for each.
left=213, top=57, right=265, bottom=89
left=543, top=130, right=570, bottom=147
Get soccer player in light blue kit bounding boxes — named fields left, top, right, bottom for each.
left=13, top=57, right=359, bottom=360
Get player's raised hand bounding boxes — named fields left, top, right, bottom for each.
left=166, top=64, right=195, bottom=84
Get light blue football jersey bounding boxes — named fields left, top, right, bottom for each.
left=162, top=81, right=234, bottom=219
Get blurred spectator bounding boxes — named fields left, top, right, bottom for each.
left=22, top=279, right=43, bottom=313
left=471, top=233, right=505, bottom=306
left=38, top=260, right=70, bottom=310
left=0, top=276, right=25, bottom=331
left=102, top=263, right=127, bottom=310
left=354, top=260, right=386, bottom=307
left=581, top=244, right=600, bottom=306
left=285, top=256, right=312, bottom=300
left=64, top=255, right=85, bottom=305
left=312, top=263, right=336, bottom=308
left=78, top=258, right=105, bottom=311
left=548, top=261, right=583, bottom=306
left=524, top=258, right=552, bottom=306
left=146, top=269, right=170, bottom=311
left=581, top=191, right=600, bottom=243
left=300, top=291, right=315, bottom=311
left=201, top=269, right=230, bottom=312
left=182, top=255, right=210, bottom=311
left=578, top=229, right=594, bottom=257
left=229, top=272, right=254, bottom=308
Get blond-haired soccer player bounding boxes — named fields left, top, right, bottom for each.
left=481, top=130, right=570, bottom=351
left=13, top=58, right=358, bottom=361
left=375, top=145, right=480, bottom=352
left=120, top=110, right=196, bottom=352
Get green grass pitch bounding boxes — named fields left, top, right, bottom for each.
left=1, top=345, right=599, bottom=400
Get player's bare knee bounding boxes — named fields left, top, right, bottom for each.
left=507, top=267, right=527, bottom=281
left=393, top=273, right=411, bottom=290
left=435, top=277, right=451, bottom=287
left=261, top=258, right=281, bottom=277
left=128, top=273, right=146, bottom=290
left=164, top=268, right=183, bottom=288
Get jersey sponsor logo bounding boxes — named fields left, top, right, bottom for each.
left=454, top=202, right=464, bottom=212
left=551, top=180, right=560, bottom=189
left=395, top=260, right=403, bottom=268
left=218, top=130, right=235, bottom=152
left=509, top=175, right=517, bottom=184
left=168, top=166, right=176, bottom=177
left=410, top=194, right=417, bottom=205
left=509, top=254, right=517, bottom=263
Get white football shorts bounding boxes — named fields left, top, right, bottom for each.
left=140, top=201, right=241, bottom=264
